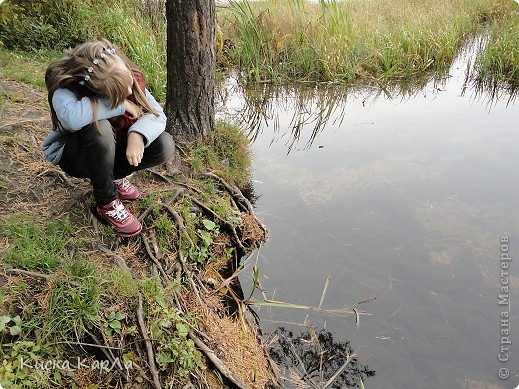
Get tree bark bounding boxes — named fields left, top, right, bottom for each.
left=165, top=0, right=215, bottom=142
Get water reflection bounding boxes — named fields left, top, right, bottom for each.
left=223, top=46, right=519, bottom=388
left=217, top=40, right=517, bottom=154
left=267, top=327, right=375, bottom=388
left=217, top=76, right=446, bottom=154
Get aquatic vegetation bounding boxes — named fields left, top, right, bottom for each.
left=471, top=5, right=519, bottom=88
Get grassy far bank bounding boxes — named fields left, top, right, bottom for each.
left=219, top=0, right=519, bottom=86
left=1, top=0, right=518, bottom=386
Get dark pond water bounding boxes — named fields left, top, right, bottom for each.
left=218, top=50, right=519, bottom=388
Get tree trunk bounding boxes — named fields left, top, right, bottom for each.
left=165, top=0, right=215, bottom=142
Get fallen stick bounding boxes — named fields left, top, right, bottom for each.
left=189, top=332, right=247, bottom=389
left=97, top=245, right=130, bottom=271
left=142, top=234, right=168, bottom=279
left=204, top=172, right=268, bottom=235
left=3, top=268, right=50, bottom=281
left=203, top=172, right=253, bottom=214
left=137, top=294, right=162, bottom=389
left=138, top=204, right=155, bottom=222
left=147, top=169, right=173, bottom=185
left=149, top=228, right=163, bottom=260
left=160, top=202, right=194, bottom=247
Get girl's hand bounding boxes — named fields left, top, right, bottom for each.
left=126, top=132, right=145, bottom=166
left=124, top=100, right=143, bottom=119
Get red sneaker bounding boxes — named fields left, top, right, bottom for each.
left=96, top=199, right=142, bottom=237
left=114, top=176, right=141, bottom=201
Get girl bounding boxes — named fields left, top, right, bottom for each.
left=43, top=39, right=174, bottom=237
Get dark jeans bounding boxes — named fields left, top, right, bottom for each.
left=59, top=119, right=175, bottom=206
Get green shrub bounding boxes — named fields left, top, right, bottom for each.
left=0, top=0, right=99, bottom=50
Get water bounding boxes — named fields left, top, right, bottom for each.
left=218, top=51, right=519, bottom=388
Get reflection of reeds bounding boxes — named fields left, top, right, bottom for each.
left=218, top=77, right=439, bottom=153
left=219, top=0, right=518, bottom=86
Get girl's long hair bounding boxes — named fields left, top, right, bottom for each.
left=45, top=38, right=158, bottom=132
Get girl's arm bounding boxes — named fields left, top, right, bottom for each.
left=52, top=88, right=125, bottom=131
left=127, top=89, right=167, bottom=147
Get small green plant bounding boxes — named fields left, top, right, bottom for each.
left=148, top=296, right=201, bottom=384
left=0, top=314, right=57, bottom=388
left=188, top=219, right=219, bottom=263
left=0, top=340, right=56, bottom=389
left=105, top=311, right=126, bottom=336
left=0, top=315, right=22, bottom=336
left=140, top=277, right=201, bottom=385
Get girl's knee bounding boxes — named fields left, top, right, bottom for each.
left=161, top=132, right=175, bottom=158
left=153, top=132, right=175, bottom=162
left=79, top=120, right=115, bottom=148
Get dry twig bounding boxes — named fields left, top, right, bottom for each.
left=137, top=294, right=162, bottom=389
left=189, top=332, right=247, bottom=389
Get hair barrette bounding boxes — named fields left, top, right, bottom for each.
left=79, top=74, right=91, bottom=86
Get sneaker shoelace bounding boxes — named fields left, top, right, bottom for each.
left=106, top=202, right=130, bottom=222
left=115, top=178, right=131, bottom=192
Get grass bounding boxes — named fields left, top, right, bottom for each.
left=2, top=0, right=517, bottom=96
left=188, top=120, right=253, bottom=189
left=5, top=218, right=73, bottom=272
left=218, top=0, right=519, bottom=86
left=472, top=6, right=519, bottom=87
left=44, top=259, right=103, bottom=341
left=99, top=1, right=167, bottom=100
left=0, top=48, right=60, bottom=91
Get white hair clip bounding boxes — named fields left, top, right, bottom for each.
left=87, top=67, right=93, bottom=73
left=93, top=59, right=99, bottom=65
left=79, top=80, right=85, bottom=85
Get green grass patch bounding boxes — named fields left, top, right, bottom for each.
left=188, top=120, right=252, bottom=189
left=106, top=268, right=140, bottom=298
left=99, top=2, right=166, bottom=100
left=43, top=258, right=103, bottom=341
left=473, top=6, right=519, bottom=86
left=0, top=48, right=60, bottom=90
left=5, top=218, right=73, bottom=273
